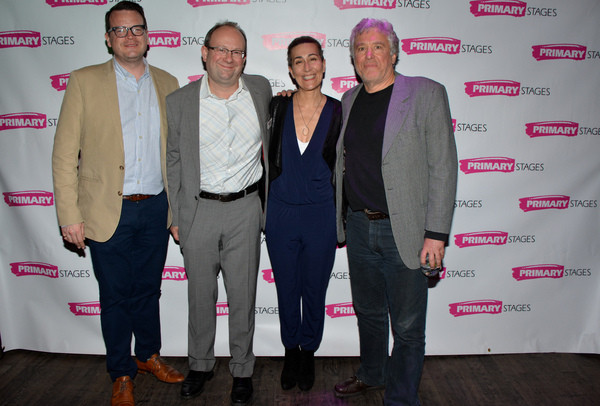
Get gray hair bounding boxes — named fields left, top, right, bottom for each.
left=349, top=18, right=399, bottom=66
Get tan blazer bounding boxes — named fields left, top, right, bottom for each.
left=52, top=59, right=179, bottom=243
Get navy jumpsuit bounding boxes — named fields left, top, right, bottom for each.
left=265, top=97, right=338, bottom=351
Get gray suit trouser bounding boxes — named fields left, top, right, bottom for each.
left=182, top=191, right=262, bottom=377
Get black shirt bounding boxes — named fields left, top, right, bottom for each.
left=344, top=84, right=394, bottom=214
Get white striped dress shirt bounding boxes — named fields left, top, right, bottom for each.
left=198, top=76, right=262, bottom=194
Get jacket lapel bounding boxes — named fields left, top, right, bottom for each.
left=382, top=73, right=410, bottom=159
left=189, top=79, right=202, bottom=186
left=101, top=60, right=124, bottom=156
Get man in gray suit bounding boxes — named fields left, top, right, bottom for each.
left=332, top=19, right=458, bottom=406
left=165, top=21, right=271, bottom=405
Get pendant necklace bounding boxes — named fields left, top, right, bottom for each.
left=298, top=95, right=324, bottom=137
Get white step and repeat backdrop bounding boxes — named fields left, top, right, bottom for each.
left=1, top=0, right=599, bottom=357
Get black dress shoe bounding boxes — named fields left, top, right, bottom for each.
left=281, top=346, right=300, bottom=390
left=231, top=377, right=253, bottom=405
left=297, top=349, right=315, bottom=391
left=180, top=369, right=214, bottom=400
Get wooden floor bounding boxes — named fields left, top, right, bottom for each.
left=1, top=349, right=599, bottom=405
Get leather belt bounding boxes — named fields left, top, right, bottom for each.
left=363, top=208, right=389, bottom=220
left=199, top=183, right=259, bottom=203
left=123, top=194, right=153, bottom=202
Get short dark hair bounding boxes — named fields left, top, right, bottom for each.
left=287, top=36, right=324, bottom=67
left=105, top=2, right=147, bottom=33
left=204, top=21, right=247, bottom=53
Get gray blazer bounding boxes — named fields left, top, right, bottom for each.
left=335, top=73, right=458, bottom=269
left=165, top=74, right=272, bottom=248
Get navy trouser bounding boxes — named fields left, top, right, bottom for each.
left=265, top=199, right=336, bottom=351
left=88, top=191, right=169, bottom=381
left=346, top=208, right=428, bottom=406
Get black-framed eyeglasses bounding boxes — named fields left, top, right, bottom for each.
left=206, top=46, right=246, bottom=59
left=107, top=25, right=146, bottom=38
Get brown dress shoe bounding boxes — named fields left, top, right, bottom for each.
left=334, top=375, right=385, bottom=398
left=111, top=376, right=134, bottom=406
left=136, top=353, right=184, bottom=383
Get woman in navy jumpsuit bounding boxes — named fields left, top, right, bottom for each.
left=266, top=36, right=341, bottom=392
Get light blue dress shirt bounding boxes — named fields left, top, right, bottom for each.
left=114, top=58, right=163, bottom=196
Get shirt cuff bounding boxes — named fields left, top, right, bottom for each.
left=424, top=230, right=448, bottom=242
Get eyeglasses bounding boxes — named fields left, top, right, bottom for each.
left=107, top=25, right=146, bottom=38
left=206, top=46, right=246, bottom=59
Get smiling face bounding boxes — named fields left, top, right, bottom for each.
left=288, top=42, right=326, bottom=93
left=104, top=10, right=148, bottom=67
left=353, top=28, right=397, bottom=93
left=201, top=25, right=246, bottom=92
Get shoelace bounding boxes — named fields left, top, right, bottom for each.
left=116, top=379, right=132, bottom=395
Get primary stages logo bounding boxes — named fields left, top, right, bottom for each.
left=262, top=32, right=326, bottom=51
left=454, top=231, right=508, bottom=248
left=334, top=0, right=395, bottom=10
left=216, top=302, right=229, bottom=316
left=512, top=264, right=563, bottom=281
left=0, top=31, right=41, bottom=48
left=46, top=0, right=107, bottom=6
left=50, top=73, right=70, bottom=91
left=3, top=191, right=54, bottom=207
left=525, top=121, right=578, bottom=138
left=470, top=0, right=526, bottom=17
left=188, top=0, right=250, bottom=6
left=11, top=262, right=59, bottom=278
left=0, top=113, right=47, bottom=131
left=532, top=44, right=586, bottom=61
left=402, top=37, right=461, bottom=55
left=460, top=157, right=514, bottom=174
left=440, top=268, right=476, bottom=279
left=162, top=266, right=187, bottom=281
left=518, top=195, right=569, bottom=212
left=69, top=301, right=101, bottom=316
left=325, top=302, right=355, bottom=318
left=449, top=300, right=502, bottom=317
left=331, top=76, right=359, bottom=93
left=188, top=74, right=204, bottom=83
left=262, top=269, right=275, bottom=283
left=465, top=80, right=520, bottom=97
left=0, top=30, right=74, bottom=47
left=148, top=31, right=181, bottom=48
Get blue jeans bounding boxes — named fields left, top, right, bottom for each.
left=346, top=209, right=428, bottom=406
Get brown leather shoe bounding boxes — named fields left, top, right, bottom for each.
left=333, top=375, right=385, bottom=398
left=136, top=353, right=184, bottom=383
left=111, top=376, right=134, bottom=406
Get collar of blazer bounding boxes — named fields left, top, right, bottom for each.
left=101, top=60, right=125, bottom=156
left=341, top=73, right=411, bottom=159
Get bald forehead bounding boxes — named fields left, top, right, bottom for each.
left=212, top=25, right=246, bottom=49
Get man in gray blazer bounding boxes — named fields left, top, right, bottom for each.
left=165, top=21, right=271, bottom=406
left=332, top=19, right=458, bottom=406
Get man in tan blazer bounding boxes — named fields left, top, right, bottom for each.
left=52, top=3, right=182, bottom=405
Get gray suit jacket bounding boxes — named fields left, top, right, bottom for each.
left=166, top=74, right=272, bottom=248
left=335, top=73, right=458, bottom=269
